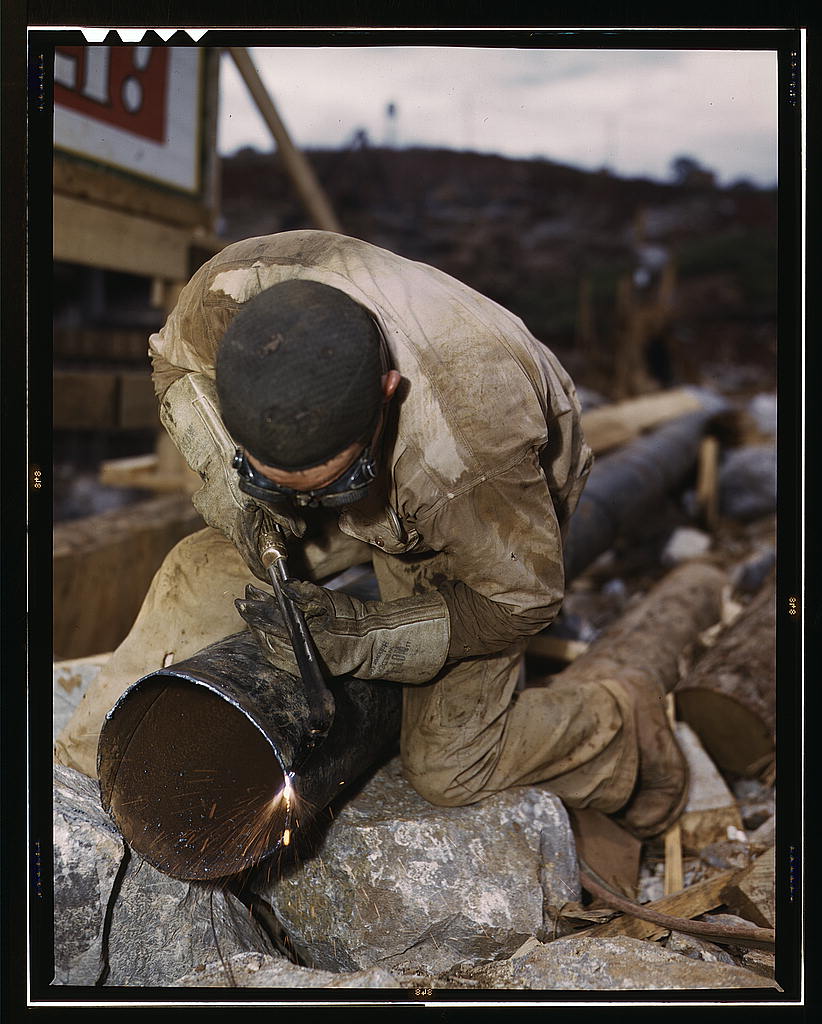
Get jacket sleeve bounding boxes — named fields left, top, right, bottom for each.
left=417, top=448, right=567, bottom=659
left=148, top=260, right=224, bottom=400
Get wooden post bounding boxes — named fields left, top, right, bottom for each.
left=695, top=435, right=720, bottom=531
left=663, top=695, right=684, bottom=895
left=228, top=47, right=343, bottom=234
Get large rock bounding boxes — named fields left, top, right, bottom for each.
left=254, top=758, right=578, bottom=973
left=747, top=393, right=777, bottom=437
left=52, top=764, right=275, bottom=988
left=52, top=765, right=125, bottom=985
left=719, top=446, right=776, bottom=521
left=105, top=856, right=276, bottom=987
left=445, top=936, right=780, bottom=990
left=174, top=952, right=402, bottom=988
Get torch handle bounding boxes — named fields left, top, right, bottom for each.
left=258, top=517, right=335, bottom=748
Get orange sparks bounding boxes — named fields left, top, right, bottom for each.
left=283, top=828, right=291, bottom=846
left=208, top=802, right=217, bottom=819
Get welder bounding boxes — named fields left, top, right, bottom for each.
left=54, top=229, right=687, bottom=839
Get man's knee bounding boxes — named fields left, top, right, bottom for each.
left=401, top=748, right=483, bottom=808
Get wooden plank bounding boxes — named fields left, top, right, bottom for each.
left=53, top=369, right=158, bottom=430
left=54, top=154, right=213, bottom=229
left=581, top=388, right=704, bottom=455
left=54, top=327, right=152, bottom=362
left=53, top=494, right=202, bottom=659
left=695, top=435, right=720, bottom=530
left=99, top=453, right=200, bottom=494
left=119, top=371, right=160, bottom=430
left=577, top=868, right=738, bottom=942
left=663, top=696, right=684, bottom=895
left=53, top=370, right=117, bottom=429
left=526, top=634, right=589, bottom=663
left=720, top=848, right=775, bottom=929
left=54, top=193, right=192, bottom=279
left=228, top=48, right=342, bottom=234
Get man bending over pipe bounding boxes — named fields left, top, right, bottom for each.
left=55, top=230, right=686, bottom=839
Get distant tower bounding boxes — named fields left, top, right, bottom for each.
left=384, top=101, right=398, bottom=148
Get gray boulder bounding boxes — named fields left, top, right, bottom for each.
left=253, top=757, right=578, bottom=974
left=105, top=856, right=276, bottom=987
left=719, top=446, right=777, bottom=521
left=52, top=764, right=275, bottom=988
left=174, top=951, right=401, bottom=988
left=747, top=393, right=777, bottom=437
left=53, top=765, right=125, bottom=985
left=445, top=935, right=780, bottom=990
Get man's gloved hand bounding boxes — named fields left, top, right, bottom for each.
left=236, top=580, right=450, bottom=684
left=234, top=504, right=304, bottom=582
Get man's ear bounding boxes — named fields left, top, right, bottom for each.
left=381, top=370, right=402, bottom=401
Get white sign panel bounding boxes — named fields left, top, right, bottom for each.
left=54, top=46, right=202, bottom=194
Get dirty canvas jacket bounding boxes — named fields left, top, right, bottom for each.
left=149, top=230, right=593, bottom=654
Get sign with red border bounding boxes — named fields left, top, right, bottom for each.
left=54, top=46, right=202, bottom=194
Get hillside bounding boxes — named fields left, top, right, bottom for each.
left=219, top=145, right=778, bottom=395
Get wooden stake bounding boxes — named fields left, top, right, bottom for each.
left=663, top=694, right=684, bottom=895
left=228, top=47, right=343, bottom=234
left=695, top=434, right=720, bottom=531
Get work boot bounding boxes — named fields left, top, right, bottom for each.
left=609, top=666, right=689, bottom=840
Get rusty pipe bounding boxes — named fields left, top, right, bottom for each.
left=97, top=633, right=401, bottom=880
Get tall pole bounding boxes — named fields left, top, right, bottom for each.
left=227, top=47, right=343, bottom=234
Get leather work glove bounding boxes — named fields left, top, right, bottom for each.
left=159, top=373, right=305, bottom=581
left=236, top=581, right=450, bottom=684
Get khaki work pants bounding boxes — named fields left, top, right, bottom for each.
left=54, top=526, right=638, bottom=814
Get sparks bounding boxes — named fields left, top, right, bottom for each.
left=283, top=828, right=291, bottom=846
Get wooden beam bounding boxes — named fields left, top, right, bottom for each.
left=580, top=388, right=704, bottom=455
left=577, top=868, right=739, bottom=943
left=54, top=155, right=213, bottom=229
left=99, top=453, right=200, bottom=494
left=228, top=47, right=343, bottom=234
left=695, top=434, right=720, bottom=530
left=53, top=495, right=202, bottom=659
left=54, top=193, right=193, bottom=279
left=53, top=370, right=158, bottom=430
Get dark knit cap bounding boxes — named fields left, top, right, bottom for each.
left=216, top=279, right=384, bottom=470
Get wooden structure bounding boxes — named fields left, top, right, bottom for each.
left=53, top=494, right=202, bottom=659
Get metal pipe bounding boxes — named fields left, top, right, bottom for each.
left=98, top=398, right=725, bottom=881
left=98, top=632, right=401, bottom=880
left=563, top=402, right=725, bottom=582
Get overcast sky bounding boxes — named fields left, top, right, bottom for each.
left=217, top=46, right=778, bottom=187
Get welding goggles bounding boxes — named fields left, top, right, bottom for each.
left=233, top=446, right=378, bottom=510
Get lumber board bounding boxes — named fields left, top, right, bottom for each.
left=54, top=369, right=157, bottom=430
left=578, top=867, right=739, bottom=942
left=53, top=494, right=202, bottom=659
left=695, top=435, right=720, bottom=530
left=99, top=453, right=200, bottom=494
left=580, top=388, right=703, bottom=454
left=54, top=327, right=152, bottom=362
left=52, top=371, right=117, bottom=429
left=526, top=634, right=589, bottom=663
left=54, top=193, right=192, bottom=279
left=720, top=848, right=774, bottom=929
left=54, top=155, right=213, bottom=229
